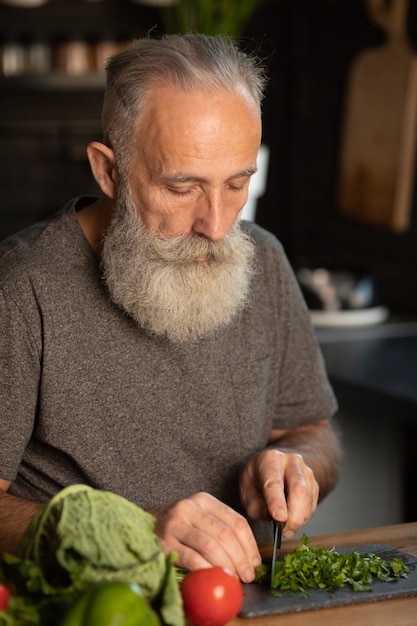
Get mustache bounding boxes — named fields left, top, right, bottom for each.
left=146, top=224, right=251, bottom=265
left=124, top=215, right=252, bottom=266
left=146, top=231, right=244, bottom=264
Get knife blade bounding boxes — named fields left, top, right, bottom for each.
left=270, top=520, right=282, bottom=588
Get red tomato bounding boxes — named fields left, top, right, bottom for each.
left=180, top=567, right=243, bottom=626
left=0, top=584, right=10, bottom=612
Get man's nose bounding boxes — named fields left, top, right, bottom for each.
left=192, top=191, right=228, bottom=241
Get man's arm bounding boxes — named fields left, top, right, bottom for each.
left=239, top=419, right=342, bottom=538
left=0, top=479, right=41, bottom=555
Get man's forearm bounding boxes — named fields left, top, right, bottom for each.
left=0, top=489, right=41, bottom=556
left=268, top=419, right=342, bottom=500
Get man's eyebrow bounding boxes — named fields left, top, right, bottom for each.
left=231, top=167, right=258, bottom=179
left=159, top=167, right=258, bottom=185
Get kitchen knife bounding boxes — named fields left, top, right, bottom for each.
left=270, top=520, right=282, bottom=589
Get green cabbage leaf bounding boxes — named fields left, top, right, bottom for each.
left=2, top=485, right=184, bottom=626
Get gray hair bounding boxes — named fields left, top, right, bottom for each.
left=102, top=33, right=268, bottom=169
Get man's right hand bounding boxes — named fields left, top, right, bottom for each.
left=152, top=491, right=261, bottom=583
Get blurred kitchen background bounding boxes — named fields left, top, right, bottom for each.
left=0, top=0, right=416, bottom=537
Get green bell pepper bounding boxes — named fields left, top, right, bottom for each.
left=60, top=581, right=161, bottom=626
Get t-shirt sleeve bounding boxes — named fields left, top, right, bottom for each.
left=0, top=286, right=41, bottom=480
left=260, top=232, right=338, bottom=429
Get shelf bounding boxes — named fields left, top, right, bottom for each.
left=0, top=72, right=105, bottom=91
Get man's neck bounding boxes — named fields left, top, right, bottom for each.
left=76, top=196, right=114, bottom=256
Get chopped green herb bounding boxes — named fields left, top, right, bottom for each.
left=255, top=534, right=410, bottom=594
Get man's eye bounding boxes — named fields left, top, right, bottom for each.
left=227, top=183, right=245, bottom=192
left=168, top=187, right=192, bottom=197
left=228, top=176, right=251, bottom=192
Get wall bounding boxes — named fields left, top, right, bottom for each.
left=245, top=0, right=417, bottom=315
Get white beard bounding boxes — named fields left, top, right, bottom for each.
left=101, top=184, right=256, bottom=343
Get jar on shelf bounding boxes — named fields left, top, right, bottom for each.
left=90, top=36, right=120, bottom=73
left=0, top=39, right=28, bottom=76
left=54, top=36, right=92, bottom=75
left=27, top=38, right=52, bottom=74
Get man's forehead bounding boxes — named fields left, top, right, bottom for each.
left=141, top=81, right=259, bottom=120
left=137, top=89, right=260, bottom=148
left=131, top=83, right=262, bottom=178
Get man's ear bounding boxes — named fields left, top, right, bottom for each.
left=86, top=142, right=119, bottom=199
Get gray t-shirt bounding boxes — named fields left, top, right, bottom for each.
left=0, top=197, right=337, bottom=512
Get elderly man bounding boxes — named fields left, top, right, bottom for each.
left=0, top=34, right=340, bottom=583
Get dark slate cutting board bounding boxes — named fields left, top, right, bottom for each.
left=239, top=544, right=417, bottom=618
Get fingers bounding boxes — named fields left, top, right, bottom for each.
left=282, top=453, right=319, bottom=536
left=240, top=449, right=319, bottom=538
left=153, top=492, right=261, bottom=583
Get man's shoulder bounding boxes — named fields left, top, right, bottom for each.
left=240, top=221, right=297, bottom=308
left=240, top=220, right=287, bottom=268
left=240, top=220, right=283, bottom=248
left=0, top=199, right=78, bottom=288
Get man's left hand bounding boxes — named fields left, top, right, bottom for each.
left=239, top=447, right=319, bottom=538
